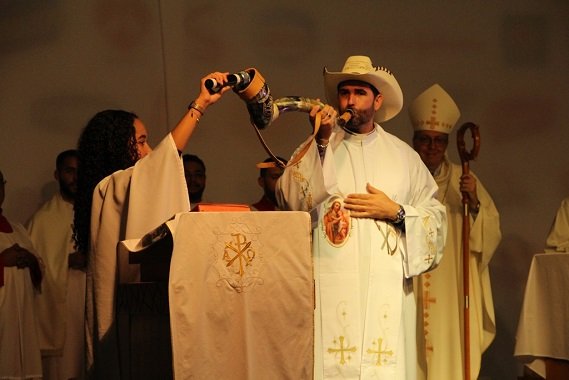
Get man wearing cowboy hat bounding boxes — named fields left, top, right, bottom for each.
left=276, top=55, right=447, bottom=379
left=410, top=84, right=501, bottom=380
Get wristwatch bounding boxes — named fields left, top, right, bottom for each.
left=392, top=205, right=405, bottom=226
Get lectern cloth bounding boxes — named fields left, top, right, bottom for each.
left=545, top=196, right=569, bottom=252
left=515, top=253, right=569, bottom=361
left=165, top=211, right=314, bottom=379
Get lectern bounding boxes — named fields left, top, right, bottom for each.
left=121, top=211, right=314, bottom=379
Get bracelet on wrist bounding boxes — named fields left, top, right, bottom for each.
left=188, top=101, right=205, bottom=115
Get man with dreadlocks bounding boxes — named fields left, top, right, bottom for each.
left=73, top=72, right=231, bottom=379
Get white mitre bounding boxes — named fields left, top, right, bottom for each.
left=409, top=83, right=461, bottom=134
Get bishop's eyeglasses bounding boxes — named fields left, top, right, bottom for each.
left=413, top=134, right=449, bottom=147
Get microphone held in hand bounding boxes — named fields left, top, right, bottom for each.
left=337, top=109, right=353, bottom=126
left=205, top=71, right=252, bottom=94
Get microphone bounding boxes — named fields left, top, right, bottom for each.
left=205, top=70, right=252, bottom=94
left=337, top=109, right=354, bottom=126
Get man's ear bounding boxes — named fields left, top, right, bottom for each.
left=374, top=94, right=384, bottom=111
left=257, top=177, right=264, bottom=188
left=53, top=169, right=59, bottom=181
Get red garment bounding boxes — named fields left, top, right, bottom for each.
left=0, top=210, right=41, bottom=289
left=0, top=209, right=12, bottom=287
left=0, top=252, right=3, bottom=287
left=251, top=196, right=278, bottom=211
left=0, top=209, right=13, bottom=233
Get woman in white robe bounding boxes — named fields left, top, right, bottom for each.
left=73, top=72, right=232, bottom=379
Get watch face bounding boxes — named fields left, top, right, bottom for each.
left=394, top=206, right=405, bottom=224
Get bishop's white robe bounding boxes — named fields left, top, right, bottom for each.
left=0, top=223, right=42, bottom=380
left=415, top=159, right=501, bottom=380
left=276, top=125, right=447, bottom=380
left=86, top=133, right=189, bottom=379
left=27, top=192, right=86, bottom=380
left=545, top=196, right=569, bottom=252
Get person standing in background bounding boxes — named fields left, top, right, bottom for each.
left=410, top=84, right=502, bottom=380
left=182, top=154, right=207, bottom=205
left=28, top=149, right=86, bottom=380
left=0, top=169, right=43, bottom=379
left=251, top=156, right=287, bottom=211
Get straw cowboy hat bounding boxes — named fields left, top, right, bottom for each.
left=323, top=55, right=403, bottom=123
left=409, top=83, right=461, bottom=134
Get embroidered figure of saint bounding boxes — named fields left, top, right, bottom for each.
left=323, top=198, right=350, bottom=246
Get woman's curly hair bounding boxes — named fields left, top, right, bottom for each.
left=73, top=110, right=139, bottom=257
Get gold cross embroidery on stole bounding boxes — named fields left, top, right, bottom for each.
left=328, top=336, right=357, bottom=365
left=366, top=338, right=394, bottom=366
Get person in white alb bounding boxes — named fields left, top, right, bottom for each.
left=0, top=169, right=43, bottom=380
left=276, top=55, right=447, bottom=380
left=410, top=84, right=502, bottom=380
left=72, top=72, right=232, bottom=379
left=27, top=149, right=86, bottom=380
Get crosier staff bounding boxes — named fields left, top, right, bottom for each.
left=456, top=122, right=480, bottom=380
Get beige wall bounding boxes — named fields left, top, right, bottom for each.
left=1, top=1, right=568, bottom=378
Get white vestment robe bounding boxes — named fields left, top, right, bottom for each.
left=276, top=125, right=447, bottom=380
left=0, top=223, right=42, bottom=380
left=545, top=196, right=569, bottom=252
left=415, top=159, right=501, bottom=380
left=86, top=133, right=189, bottom=379
left=27, top=192, right=86, bottom=380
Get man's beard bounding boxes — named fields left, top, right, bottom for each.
left=190, top=190, right=204, bottom=203
left=265, top=190, right=277, bottom=205
left=59, top=181, right=76, bottom=201
left=344, top=107, right=374, bottom=132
